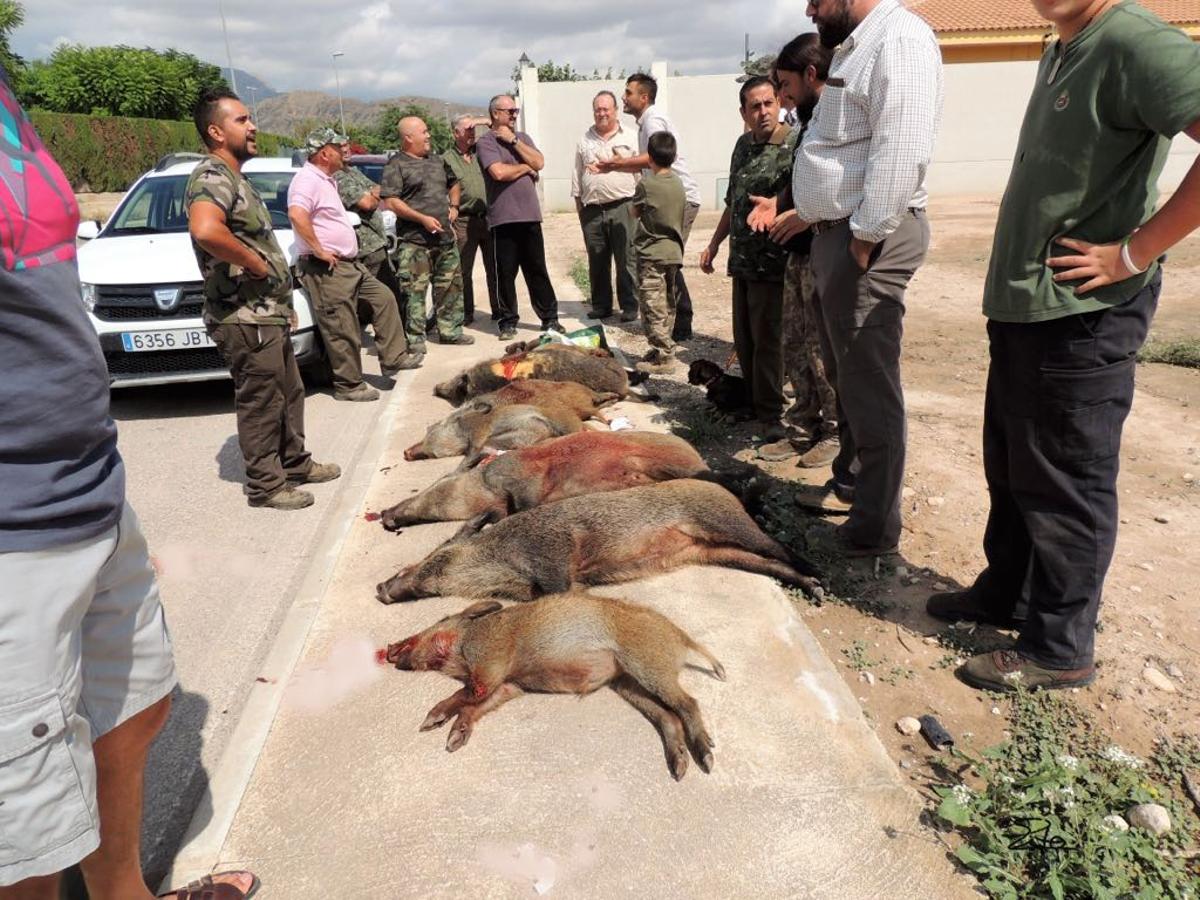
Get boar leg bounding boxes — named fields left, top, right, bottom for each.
left=611, top=676, right=690, bottom=781
left=446, top=682, right=524, bottom=752
left=619, top=660, right=716, bottom=774
left=420, top=687, right=474, bottom=732
left=701, top=546, right=822, bottom=595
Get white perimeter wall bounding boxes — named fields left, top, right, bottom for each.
left=517, top=60, right=1198, bottom=211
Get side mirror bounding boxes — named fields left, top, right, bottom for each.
left=345, top=211, right=362, bottom=227
left=76, top=220, right=100, bottom=241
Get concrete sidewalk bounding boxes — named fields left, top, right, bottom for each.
left=166, top=296, right=974, bottom=898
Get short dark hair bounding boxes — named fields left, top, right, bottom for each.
left=626, top=72, right=658, bottom=104
left=774, top=32, right=833, bottom=82
left=646, top=131, right=676, bottom=168
left=194, top=87, right=241, bottom=149
left=739, top=75, right=777, bottom=109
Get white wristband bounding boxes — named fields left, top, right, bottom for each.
left=1120, top=241, right=1147, bottom=275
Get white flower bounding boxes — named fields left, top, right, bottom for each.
left=1057, top=753, right=1079, bottom=772
left=997, top=774, right=1016, bottom=786
left=952, top=784, right=974, bottom=806
left=1041, top=785, right=1076, bottom=809
left=1101, top=745, right=1145, bottom=770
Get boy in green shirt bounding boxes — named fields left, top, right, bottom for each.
left=929, top=0, right=1200, bottom=692
left=631, top=131, right=686, bottom=373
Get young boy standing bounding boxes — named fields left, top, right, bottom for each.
left=631, top=131, right=686, bottom=373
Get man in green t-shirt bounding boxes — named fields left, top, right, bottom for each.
left=442, top=115, right=498, bottom=323
left=928, top=0, right=1200, bottom=693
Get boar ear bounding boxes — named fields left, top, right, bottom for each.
left=471, top=399, right=494, bottom=415
left=459, top=600, right=503, bottom=620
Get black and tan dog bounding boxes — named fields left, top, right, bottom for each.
left=688, top=359, right=751, bottom=416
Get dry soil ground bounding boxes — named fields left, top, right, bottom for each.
left=542, top=199, right=1200, bottom=791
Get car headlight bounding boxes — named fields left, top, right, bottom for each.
left=80, top=282, right=98, bottom=312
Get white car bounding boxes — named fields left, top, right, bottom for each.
left=78, top=153, right=348, bottom=388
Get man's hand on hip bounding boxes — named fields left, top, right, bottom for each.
left=1047, top=237, right=1138, bottom=295
left=313, top=246, right=338, bottom=269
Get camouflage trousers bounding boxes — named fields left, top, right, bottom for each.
left=394, top=240, right=465, bottom=346
left=783, top=252, right=838, bottom=436
left=637, top=258, right=680, bottom=354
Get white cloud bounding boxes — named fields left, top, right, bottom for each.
left=13, top=0, right=816, bottom=104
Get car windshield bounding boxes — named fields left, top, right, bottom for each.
left=103, top=171, right=297, bottom=236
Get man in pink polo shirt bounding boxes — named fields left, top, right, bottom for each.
left=288, top=128, right=418, bottom=401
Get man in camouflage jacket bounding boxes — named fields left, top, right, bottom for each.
left=335, top=159, right=402, bottom=318
left=186, top=88, right=340, bottom=511
left=700, top=77, right=794, bottom=439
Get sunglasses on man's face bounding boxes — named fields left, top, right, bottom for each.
left=496, top=107, right=520, bottom=115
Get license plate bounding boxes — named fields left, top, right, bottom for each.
left=120, top=329, right=215, bottom=352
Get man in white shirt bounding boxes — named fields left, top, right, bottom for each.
left=780, top=0, right=943, bottom=557
left=594, top=73, right=699, bottom=341
left=572, top=91, right=640, bottom=321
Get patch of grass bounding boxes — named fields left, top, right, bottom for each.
left=1139, top=339, right=1200, bottom=369
left=569, top=256, right=591, bottom=296
left=668, top=406, right=730, bottom=447
left=933, top=689, right=1200, bottom=898
left=843, top=639, right=879, bottom=672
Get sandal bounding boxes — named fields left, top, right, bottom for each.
left=158, top=870, right=261, bottom=899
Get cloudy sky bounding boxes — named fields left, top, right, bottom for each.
left=13, top=1, right=817, bottom=104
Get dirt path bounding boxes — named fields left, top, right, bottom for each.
left=541, top=198, right=1200, bottom=781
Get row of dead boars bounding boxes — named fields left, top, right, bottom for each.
left=377, top=341, right=820, bottom=780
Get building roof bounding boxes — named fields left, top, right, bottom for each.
left=911, top=0, right=1200, bottom=34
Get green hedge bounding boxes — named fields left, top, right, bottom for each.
left=29, top=110, right=286, bottom=192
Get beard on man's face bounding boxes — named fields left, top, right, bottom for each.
left=815, top=0, right=855, bottom=48
left=796, top=95, right=819, bottom=124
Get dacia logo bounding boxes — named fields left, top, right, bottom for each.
left=153, top=287, right=182, bottom=311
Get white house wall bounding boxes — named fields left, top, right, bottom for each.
left=517, top=60, right=1198, bottom=211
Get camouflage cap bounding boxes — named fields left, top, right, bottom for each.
left=305, top=126, right=350, bottom=154
left=738, top=54, right=777, bottom=83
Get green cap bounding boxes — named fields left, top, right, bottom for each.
left=738, top=53, right=777, bottom=83
left=305, top=126, right=350, bottom=154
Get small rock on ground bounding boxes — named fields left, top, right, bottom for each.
left=1142, top=667, right=1177, bottom=693
left=896, top=716, right=921, bottom=736
left=1126, top=803, right=1171, bottom=836
left=1102, top=815, right=1130, bottom=832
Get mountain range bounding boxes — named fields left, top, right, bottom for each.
left=217, top=69, right=486, bottom=138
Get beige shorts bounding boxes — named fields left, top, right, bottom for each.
left=0, top=503, right=176, bottom=885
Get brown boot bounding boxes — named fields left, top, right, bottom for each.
left=289, top=462, right=341, bottom=484
left=248, top=487, right=314, bottom=510
left=958, top=649, right=1095, bottom=693
left=334, top=384, right=380, bottom=402
left=797, top=435, right=840, bottom=468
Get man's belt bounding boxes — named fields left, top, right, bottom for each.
left=584, top=197, right=633, bottom=211
left=811, top=207, right=924, bottom=236
left=810, top=216, right=850, bottom=236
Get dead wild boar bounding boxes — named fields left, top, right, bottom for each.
left=403, top=401, right=580, bottom=464
left=383, top=592, right=725, bottom=779
left=433, top=344, right=634, bottom=406
left=376, top=479, right=821, bottom=603
left=382, top=431, right=709, bottom=530
left=477, top=379, right=620, bottom=417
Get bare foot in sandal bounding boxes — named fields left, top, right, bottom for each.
left=159, top=870, right=260, bottom=899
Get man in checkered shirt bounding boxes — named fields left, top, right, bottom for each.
left=782, top=0, right=943, bottom=557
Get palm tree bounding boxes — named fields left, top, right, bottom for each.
left=0, top=0, right=26, bottom=76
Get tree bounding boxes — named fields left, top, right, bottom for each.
left=510, top=58, right=590, bottom=85
left=18, top=44, right=227, bottom=120
left=374, top=103, right=452, bottom=154
left=0, top=0, right=25, bottom=81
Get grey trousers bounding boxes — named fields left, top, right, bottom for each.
left=579, top=198, right=638, bottom=315
left=809, top=210, right=929, bottom=547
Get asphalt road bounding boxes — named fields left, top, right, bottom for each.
left=109, top=366, right=399, bottom=882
